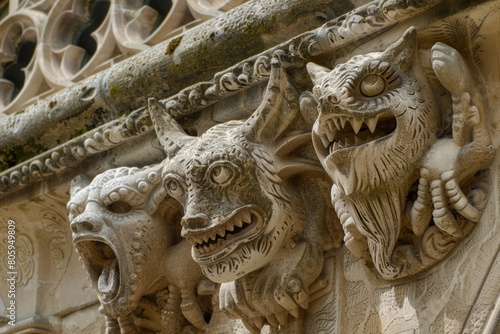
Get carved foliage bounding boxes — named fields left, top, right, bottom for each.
left=307, top=26, right=495, bottom=280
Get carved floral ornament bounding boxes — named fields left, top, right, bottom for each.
left=69, top=25, right=496, bottom=333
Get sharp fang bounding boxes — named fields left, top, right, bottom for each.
left=326, top=119, right=335, bottom=132
left=326, top=129, right=335, bottom=142
left=234, top=220, right=243, bottom=228
left=350, top=118, right=363, bottom=134
left=320, top=134, right=330, bottom=148
left=339, top=117, right=347, bottom=129
left=241, top=211, right=251, bottom=223
left=332, top=117, right=342, bottom=130
left=223, top=225, right=231, bottom=233
left=365, top=116, right=378, bottom=133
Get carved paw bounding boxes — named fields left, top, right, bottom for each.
left=431, top=42, right=473, bottom=98
left=416, top=169, right=482, bottom=238
left=220, top=246, right=318, bottom=332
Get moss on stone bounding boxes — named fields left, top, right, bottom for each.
left=165, top=36, right=183, bottom=55
left=0, top=138, right=47, bottom=172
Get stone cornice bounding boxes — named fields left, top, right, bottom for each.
left=0, top=0, right=487, bottom=199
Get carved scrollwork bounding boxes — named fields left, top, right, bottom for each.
left=0, top=219, right=34, bottom=286
left=68, top=165, right=212, bottom=333
left=0, top=107, right=152, bottom=194
left=305, top=26, right=495, bottom=280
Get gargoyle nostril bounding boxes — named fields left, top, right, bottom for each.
left=327, top=94, right=339, bottom=104
left=181, top=213, right=210, bottom=229
left=70, top=219, right=102, bottom=233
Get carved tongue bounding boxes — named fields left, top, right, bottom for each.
left=98, top=258, right=119, bottom=296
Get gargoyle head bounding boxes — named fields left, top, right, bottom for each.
left=149, top=58, right=311, bottom=283
left=307, top=27, right=442, bottom=279
left=308, top=27, right=440, bottom=196
left=68, top=166, right=182, bottom=318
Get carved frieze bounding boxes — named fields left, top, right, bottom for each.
left=0, top=0, right=495, bottom=333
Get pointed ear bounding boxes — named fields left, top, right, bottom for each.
left=382, top=27, right=418, bottom=72
left=148, top=98, right=194, bottom=158
left=69, top=175, right=90, bottom=197
left=241, top=57, right=299, bottom=144
left=306, top=62, right=330, bottom=86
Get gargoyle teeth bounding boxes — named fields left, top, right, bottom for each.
left=240, top=211, right=251, bottom=224
left=187, top=207, right=265, bottom=257
left=321, top=134, right=330, bottom=148
left=326, top=129, right=335, bottom=142
left=365, top=116, right=378, bottom=133
left=319, top=112, right=396, bottom=154
left=349, top=118, right=363, bottom=134
left=339, top=116, right=348, bottom=129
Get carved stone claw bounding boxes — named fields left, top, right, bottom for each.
left=117, top=313, right=139, bottom=334
left=431, top=42, right=474, bottom=98
left=105, top=316, right=120, bottom=334
left=430, top=179, right=463, bottom=238
left=411, top=168, right=433, bottom=237
left=442, top=171, right=481, bottom=222
left=180, top=289, right=208, bottom=331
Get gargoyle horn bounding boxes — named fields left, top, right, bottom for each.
left=242, top=56, right=299, bottom=145
left=306, top=62, right=331, bottom=98
left=148, top=98, right=195, bottom=158
left=381, top=26, right=417, bottom=73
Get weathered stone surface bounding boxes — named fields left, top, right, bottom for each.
left=1, top=0, right=499, bottom=333
left=0, top=0, right=355, bottom=172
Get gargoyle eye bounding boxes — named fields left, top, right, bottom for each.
left=210, top=165, right=233, bottom=185
left=360, top=74, right=386, bottom=97
left=108, top=201, right=132, bottom=214
left=165, top=178, right=185, bottom=198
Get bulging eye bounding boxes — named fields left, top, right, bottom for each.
left=210, top=165, right=233, bottom=185
left=360, top=74, right=386, bottom=97
left=108, top=201, right=132, bottom=214
left=165, top=177, right=185, bottom=198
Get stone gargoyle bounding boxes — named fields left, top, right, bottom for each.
left=305, top=26, right=495, bottom=280
left=68, top=165, right=212, bottom=333
left=149, top=55, right=338, bottom=332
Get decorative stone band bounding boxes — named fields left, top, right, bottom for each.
left=0, top=0, right=471, bottom=198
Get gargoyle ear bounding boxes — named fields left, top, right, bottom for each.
left=70, top=175, right=90, bottom=197
left=242, top=57, right=299, bottom=144
left=306, top=62, right=330, bottom=87
left=148, top=98, right=195, bottom=158
left=381, top=26, right=418, bottom=73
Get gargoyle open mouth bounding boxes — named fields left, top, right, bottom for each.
left=316, top=111, right=397, bottom=156
left=75, top=240, right=120, bottom=303
left=184, top=206, right=265, bottom=260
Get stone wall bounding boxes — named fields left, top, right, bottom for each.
left=0, top=0, right=498, bottom=333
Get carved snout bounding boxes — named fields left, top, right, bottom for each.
left=320, top=93, right=339, bottom=106
left=181, top=213, right=210, bottom=230
left=70, top=213, right=104, bottom=233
